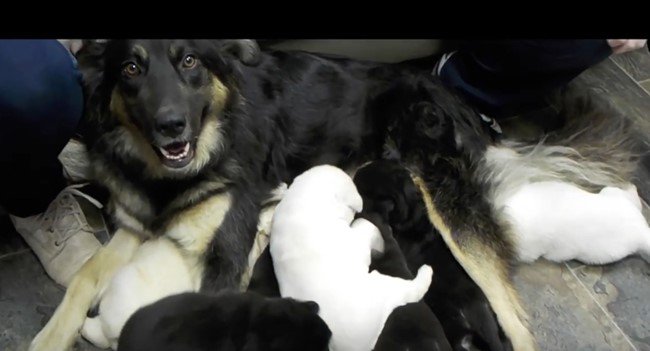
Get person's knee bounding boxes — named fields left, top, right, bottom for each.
left=0, top=40, right=84, bottom=134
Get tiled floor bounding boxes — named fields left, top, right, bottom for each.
left=1, top=48, right=650, bottom=351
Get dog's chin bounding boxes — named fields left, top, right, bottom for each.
left=153, top=141, right=196, bottom=169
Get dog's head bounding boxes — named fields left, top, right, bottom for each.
left=246, top=298, right=331, bottom=351
left=77, top=39, right=260, bottom=178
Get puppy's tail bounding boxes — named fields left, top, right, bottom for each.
left=81, top=316, right=111, bottom=349
left=480, top=88, right=642, bottom=208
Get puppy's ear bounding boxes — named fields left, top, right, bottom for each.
left=221, top=39, right=261, bottom=66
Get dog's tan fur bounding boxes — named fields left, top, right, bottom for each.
left=412, top=175, right=537, bottom=351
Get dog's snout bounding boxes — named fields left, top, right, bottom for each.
left=155, top=112, right=186, bottom=138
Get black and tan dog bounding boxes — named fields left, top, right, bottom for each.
left=31, top=40, right=639, bottom=351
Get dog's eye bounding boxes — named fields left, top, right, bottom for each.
left=122, top=62, right=141, bottom=78
left=182, top=54, right=197, bottom=69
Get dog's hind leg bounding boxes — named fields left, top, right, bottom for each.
left=413, top=176, right=537, bottom=351
left=30, top=228, right=142, bottom=351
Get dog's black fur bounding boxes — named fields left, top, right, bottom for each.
left=117, top=292, right=331, bottom=351
left=75, top=40, right=417, bottom=293
left=355, top=160, right=512, bottom=351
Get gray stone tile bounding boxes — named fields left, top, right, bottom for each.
left=0, top=216, right=27, bottom=258
left=611, top=49, right=650, bottom=82
left=573, top=259, right=650, bottom=351
left=0, top=252, right=101, bottom=351
left=513, top=260, right=636, bottom=351
left=571, top=58, right=650, bottom=145
left=641, top=80, right=650, bottom=94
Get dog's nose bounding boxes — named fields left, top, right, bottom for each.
left=155, top=113, right=186, bottom=137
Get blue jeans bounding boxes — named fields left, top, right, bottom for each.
left=439, top=40, right=613, bottom=118
left=0, top=40, right=84, bottom=216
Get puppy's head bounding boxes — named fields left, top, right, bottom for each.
left=290, top=165, right=363, bottom=214
left=77, top=39, right=260, bottom=178
left=354, top=160, right=426, bottom=234
left=245, top=298, right=331, bottom=351
left=375, top=76, right=490, bottom=164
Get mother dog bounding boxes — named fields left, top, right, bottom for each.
left=28, top=39, right=587, bottom=351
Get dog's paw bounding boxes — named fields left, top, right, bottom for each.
left=30, top=307, right=83, bottom=351
left=30, top=325, right=71, bottom=351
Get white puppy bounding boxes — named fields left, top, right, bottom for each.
left=80, top=238, right=195, bottom=350
left=504, top=181, right=650, bottom=264
left=270, top=165, right=433, bottom=351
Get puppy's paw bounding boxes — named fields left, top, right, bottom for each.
left=411, top=264, right=434, bottom=300
left=351, top=218, right=385, bottom=253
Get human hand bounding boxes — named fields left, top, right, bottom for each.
left=607, top=39, right=647, bottom=54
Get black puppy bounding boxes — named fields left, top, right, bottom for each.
left=355, top=160, right=512, bottom=351
left=362, top=212, right=452, bottom=351
left=118, top=291, right=331, bottom=351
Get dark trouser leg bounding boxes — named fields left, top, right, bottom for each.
left=0, top=40, right=84, bottom=217
left=438, top=40, right=613, bottom=118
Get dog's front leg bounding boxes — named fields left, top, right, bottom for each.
left=30, top=228, right=142, bottom=351
left=199, top=187, right=264, bottom=293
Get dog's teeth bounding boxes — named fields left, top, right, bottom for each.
left=159, top=142, right=190, bottom=161
left=159, top=147, right=172, bottom=158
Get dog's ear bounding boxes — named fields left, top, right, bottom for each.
left=221, top=39, right=261, bottom=66
left=75, top=40, right=112, bottom=139
left=76, top=40, right=110, bottom=106
left=76, top=40, right=108, bottom=89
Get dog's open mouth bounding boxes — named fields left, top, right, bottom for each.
left=155, top=141, right=195, bottom=168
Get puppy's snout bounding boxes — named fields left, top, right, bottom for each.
left=155, top=112, right=186, bottom=138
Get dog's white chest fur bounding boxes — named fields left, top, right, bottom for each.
left=504, top=181, right=650, bottom=264
left=270, top=165, right=433, bottom=351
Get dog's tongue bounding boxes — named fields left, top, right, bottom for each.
left=164, top=142, right=187, bottom=155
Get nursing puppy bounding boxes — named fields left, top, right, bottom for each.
left=504, top=181, right=650, bottom=264
left=118, top=292, right=331, bottom=351
left=270, top=165, right=433, bottom=351
left=80, top=238, right=195, bottom=349
left=362, top=212, right=452, bottom=351
left=355, top=160, right=512, bottom=351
